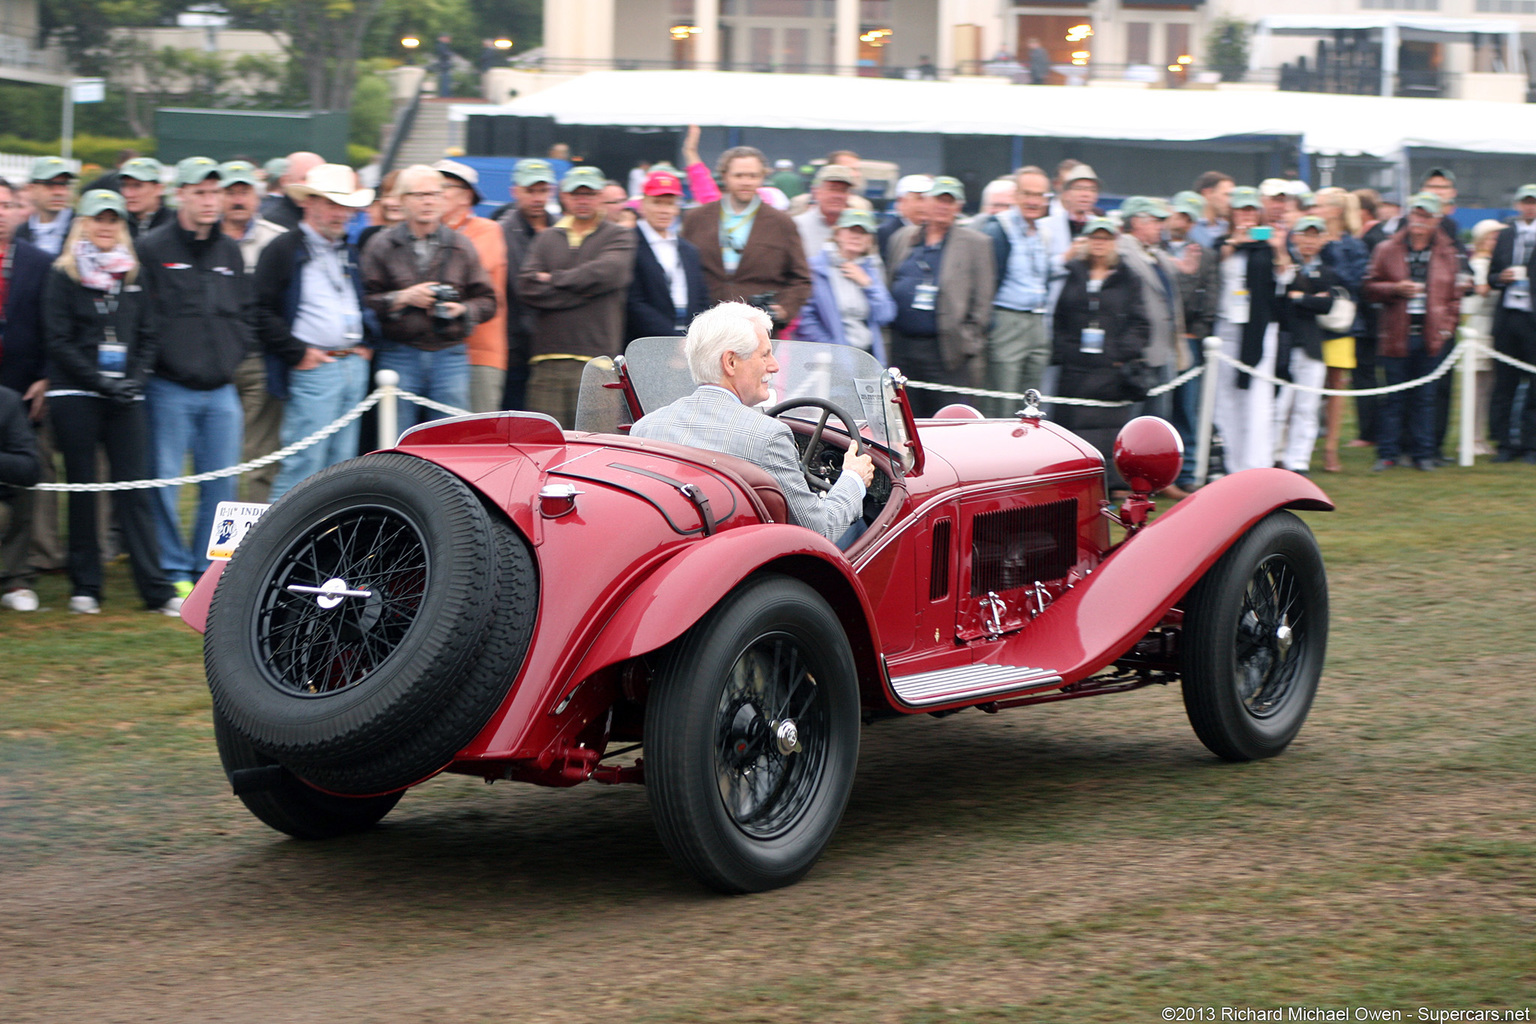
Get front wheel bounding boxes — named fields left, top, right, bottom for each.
left=645, top=575, right=861, bottom=893
left=213, top=711, right=401, bottom=840
left=1180, top=511, right=1328, bottom=761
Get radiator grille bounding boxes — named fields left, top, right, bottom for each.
left=970, top=499, right=1077, bottom=596
left=929, top=518, right=952, bottom=601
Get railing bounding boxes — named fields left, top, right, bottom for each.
left=0, top=32, right=68, bottom=75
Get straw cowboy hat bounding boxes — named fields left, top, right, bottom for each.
left=286, top=163, right=374, bottom=208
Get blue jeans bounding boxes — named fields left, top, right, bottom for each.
left=374, top=343, right=470, bottom=431
left=1377, top=335, right=1445, bottom=462
left=146, top=376, right=242, bottom=582
left=1172, top=335, right=1202, bottom=485
left=270, top=354, right=370, bottom=502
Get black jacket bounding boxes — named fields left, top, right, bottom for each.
left=625, top=227, right=708, bottom=341
left=496, top=208, right=543, bottom=360
left=253, top=226, right=377, bottom=399
left=41, top=267, right=157, bottom=394
left=1280, top=261, right=1342, bottom=362
left=14, top=211, right=71, bottom=252
left=0, top=384, right=40, bottom=491
left=136, top=221, right=255, bottom=390
left=0, top=240, right=52, bottom=395
left=128, top=205, right=174, bottom=239
left=1214, top=236, right=1281, bottom=389
left=261, top=193, right=303, bottom=231
left=1052, top=261, right=1149, bottom=367
left=1487, top=218, right=1536, bottom=334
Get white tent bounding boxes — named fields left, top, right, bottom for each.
left=454, top=70, right=1536, bottom=160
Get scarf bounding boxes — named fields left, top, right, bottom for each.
left=718, top=196, right=761, bottom=274
left=75, top=239, right=135, bottom=292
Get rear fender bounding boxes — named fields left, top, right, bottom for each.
left=567, top=525, right=883, bottom=702
left=994, top=468, right=1332, bottom=686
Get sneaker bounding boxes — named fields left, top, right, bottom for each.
left=151, top=597, right=184, bottom=617
left=174, top=580, right=195, bottom=599
left=1, top=588, right=39, bottom=612
left=68, top=595, right=101, bottom=614
left=1414, top=458, right=1437, bottom=472
left=1370, top=458, right=1397, bottom=472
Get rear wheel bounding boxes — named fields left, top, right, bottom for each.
left=212, top=711, right=401, bottom=840
left=1181, top=511, right=1328, bottom=761
left=645, top=575, right=860, bottom=893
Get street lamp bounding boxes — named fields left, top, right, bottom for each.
left=401, top=36, right=420, bottom=65
left=494, top=37, right=513, bottom=50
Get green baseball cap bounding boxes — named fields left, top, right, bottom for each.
left=1408, top=192, right=1444, bottom=216
left=1170, top=190, right=1205, bottom=219
left=263, top=157, right=288, bottom=180
left=118, top=157, right=163, bottom=183
left=1515, top=184, right=1536, bottom=202
left=1082, top=216, right=1118, bottom=236
left=560, top=166, right=606, bottom=193
left=1422, top=166, right=1456, bottom=186
left=217, top=160, right=260, bottom=188
left=174, top=156, right=221, bottom=186
left=835, top=209, right=878, bottom=232
left=1293, top=215, right=1327, bottom=233
left=76, top=189, right=127, bottom=218
left=1120, top=196, right=1169, bottom=220
left=928, top=175, right=965, bottom=201
left=29, top=156, right=76, bottom=182
left=1228, top=186, right=1262, bottom=210
left=514, top=158, right=556, bottom=187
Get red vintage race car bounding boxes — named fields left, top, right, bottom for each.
left=186, top=338, right=1331, bottom=893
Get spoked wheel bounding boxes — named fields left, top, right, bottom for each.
left=646, top=574, right=860, bottom=893
left=205, top=453, right=538, bottom=795
left=1181, top=511, right=1328, bottom=761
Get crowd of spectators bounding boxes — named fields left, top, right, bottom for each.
left=2, top=138, right=1532, bottom=619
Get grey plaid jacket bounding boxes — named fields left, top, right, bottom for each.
left=630, top=385, right=865, bottom=541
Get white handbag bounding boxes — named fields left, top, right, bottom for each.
left=1317, top=286, right=1356, bottom=334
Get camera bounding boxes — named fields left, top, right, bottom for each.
left=429, top=284, right=461, bottom=323
left=746, top=292, right=785, bottom=330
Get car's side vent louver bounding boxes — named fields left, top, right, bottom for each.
left=929, top=518, right=952, bottom=601
left=970, top=499, right=1077, bottom=596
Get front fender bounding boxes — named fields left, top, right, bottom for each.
left=567, top=524, right=876, bottom=685
left=994, top=468, right=1332, bottom=686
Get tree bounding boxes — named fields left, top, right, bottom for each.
left=223, top=0, right=387, bottom=111
left=1205, top=17, right=1250, bottom=84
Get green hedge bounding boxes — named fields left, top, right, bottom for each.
left=0, top=134, right=156, bottom=169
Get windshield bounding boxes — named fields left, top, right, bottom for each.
left=575, top=337, right=905, bottom=455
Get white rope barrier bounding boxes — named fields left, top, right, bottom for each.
left=903, top=361, right=1207, bottom=408
left=1211, top=339, right=1469, bottom=397
left=1482, top=343, right=1536, bottom=377
left=394, top=389, right=472, bottom=418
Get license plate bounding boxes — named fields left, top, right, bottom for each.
left=207, top=501, right=271, bottom=561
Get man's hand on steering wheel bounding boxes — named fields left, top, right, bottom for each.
left=842, top=447, right=874, bottom=489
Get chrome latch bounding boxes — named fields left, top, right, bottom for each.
left=979, top=591, right=1007, bottom=637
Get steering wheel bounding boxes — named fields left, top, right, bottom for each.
left=764, top=396, right=864, bottom=493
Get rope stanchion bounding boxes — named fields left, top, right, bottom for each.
left=904, top=361, right=1206, bottom=409
left=1480, top=342, right=1536, bottom=376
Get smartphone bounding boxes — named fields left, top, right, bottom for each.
left=1250, top=225, right=1273, bottom=242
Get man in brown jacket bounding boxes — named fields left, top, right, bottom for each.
left=680, top=145, right=810, bottom=330
left=885, top=176, right=997, bottom=416
left=1361, top=192, right=1461, bottom=472
left=517, top=166, right=636, bottom=428
left=361, top=164, right=497, bottom=430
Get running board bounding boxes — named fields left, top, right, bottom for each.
left=888, top=663, right=1063, bottom=708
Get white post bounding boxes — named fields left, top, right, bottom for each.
left=834, top=0, right=859, bottom=76
left=1458, top=341, right=1476, bottom=467
left=1194, top=335, right=1222, bottom=487
left=1381, top=24, right=1399, bottom=98
left=376, top=369, right=400, bottom=449
left=60, top=87, right=74, bottom=161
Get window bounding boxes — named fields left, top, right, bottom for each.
left=1165, top=23, right=1191, bottom=67
left=1476, top=0, right=1536, bottom=11
left=1126, top=22, right=1151, bottom=65
left=781, top=26, right=808, bottom=71
left=1360, top=0, right=1440, bottom=10
left=750, top=26, right=773, bottom=68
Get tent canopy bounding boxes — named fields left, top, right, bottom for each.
left=455, top=70, right=1536, bottom=159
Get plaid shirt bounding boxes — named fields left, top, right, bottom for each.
left=630, top=384, right=864, bottom=541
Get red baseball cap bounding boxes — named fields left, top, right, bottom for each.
left=643, top=171, right=683, bottom=197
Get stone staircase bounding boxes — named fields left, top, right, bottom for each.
left=385, top=98, right=481, bottom=168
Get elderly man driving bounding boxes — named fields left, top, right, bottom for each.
left=629, top=302, right=874, bottom=544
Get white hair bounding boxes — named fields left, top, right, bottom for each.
left=393, top=165, right=443, bottom=197
left=685, top=302, right=772, bottom=385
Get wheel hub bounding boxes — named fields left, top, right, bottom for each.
left=286, top=577, right=373, bottom=610
left=773, top=718, right=800, bottom=756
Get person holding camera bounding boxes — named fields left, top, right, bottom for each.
left=362, top=165, right=496, bottom=431
left=43, top=189, right=180, bottom=615
left=517, top=166, right=635, bottom=429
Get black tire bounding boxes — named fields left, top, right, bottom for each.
left=645, top=574, right=860, bottom=893
left=205, top=453, right=538, bottom=794
left=213, top=710, right=401, bottom=840
left=1180, top=510, right=1328, bottom=762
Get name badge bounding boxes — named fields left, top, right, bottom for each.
left=1079, top=327, right=1105, bottom=354
left=1406, top=292, right=1427, bottom=316
left=343, top=311, right=363, bottom=342
left=98, top=339, right=128, bottom=378
left=912, top=282, right=938, bottom=312
left=1505, top=280, right=1531, bottom=312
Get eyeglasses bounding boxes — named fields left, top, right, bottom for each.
left=403, top=190, right=444, bottom=199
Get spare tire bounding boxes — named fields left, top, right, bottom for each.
left=204, top=453, right=538, bottom=794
